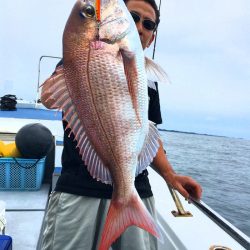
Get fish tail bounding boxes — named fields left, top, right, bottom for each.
left=98, top=191, right=161, bottom=250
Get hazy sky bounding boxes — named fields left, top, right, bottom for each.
left=0, top=0, right=249, bottom=139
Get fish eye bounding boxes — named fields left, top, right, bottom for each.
left=80, top=5, right=95, bottom=18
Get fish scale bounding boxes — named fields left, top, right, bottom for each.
left=87, top=50, right=141, bottom=184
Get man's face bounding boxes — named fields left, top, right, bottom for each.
left=126, top=0, right=156, bottom=50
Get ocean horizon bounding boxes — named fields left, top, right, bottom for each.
left=158, top=109, right=250, bottom=141
left=159, top=128, right=250, bottom=141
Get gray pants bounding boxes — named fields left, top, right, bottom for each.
left=41, top=192, right=158, bottom=250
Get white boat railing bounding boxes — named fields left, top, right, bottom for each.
left=165, top=179, right=250, bottom=248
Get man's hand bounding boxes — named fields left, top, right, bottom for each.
left=166, top=173, right=202, bottom=201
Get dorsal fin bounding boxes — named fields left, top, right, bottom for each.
left=41, top=66, right=112, bottom=184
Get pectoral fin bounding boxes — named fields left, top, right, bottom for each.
left=120, top=49, right=142, bottom=126
left=145, top=56, right=169, bottom=83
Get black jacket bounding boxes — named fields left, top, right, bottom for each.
left=54, top=60, right=162, bottom=198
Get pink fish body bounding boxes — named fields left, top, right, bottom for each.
left=41, top=0, right=161, bottom=249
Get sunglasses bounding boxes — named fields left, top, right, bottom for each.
left=130, top=11, right=156, bottom=31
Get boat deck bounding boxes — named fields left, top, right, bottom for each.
left=1, top=185, right=50, bottom=249
left=1, top=171, right=249, bottom=250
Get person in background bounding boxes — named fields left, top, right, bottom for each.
left=41, top=0, right=202, bottom=249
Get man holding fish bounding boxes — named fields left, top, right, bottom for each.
left=41, top=0, right=202, bottom=249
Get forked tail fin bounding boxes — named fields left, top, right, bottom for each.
left=98, top=190, right=162, bottom=250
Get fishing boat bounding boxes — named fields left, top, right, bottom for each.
left=0, top=98, right=249, bottom=250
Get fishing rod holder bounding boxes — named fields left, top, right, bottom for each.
left=167, top=184, right=193, bottom=217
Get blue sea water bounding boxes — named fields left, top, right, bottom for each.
left=160, top=130, right=250, bottom=237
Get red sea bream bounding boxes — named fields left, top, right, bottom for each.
left=41, top=0, right=162, bottom=249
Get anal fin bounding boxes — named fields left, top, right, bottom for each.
left=136, top=121, right=160, bottom=176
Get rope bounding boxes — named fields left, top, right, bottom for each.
left=12, top=158, right=41, bottom=169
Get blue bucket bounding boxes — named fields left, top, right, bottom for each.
left=0, top=158, right=45, bottom=191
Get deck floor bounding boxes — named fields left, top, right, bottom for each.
left=1, top=184, right=50, bottom=250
